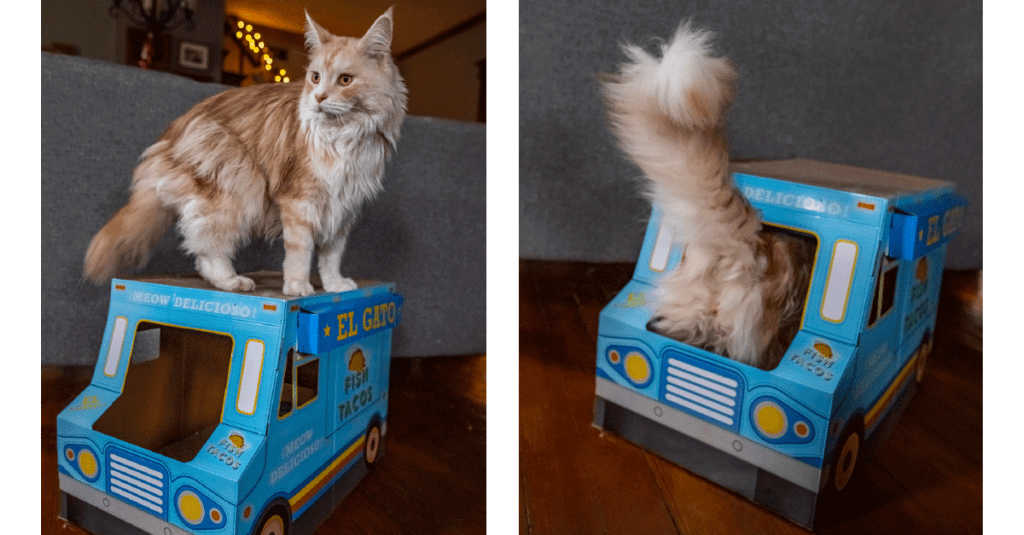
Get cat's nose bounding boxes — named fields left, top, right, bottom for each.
left=315, top=93, right=328, bottom=103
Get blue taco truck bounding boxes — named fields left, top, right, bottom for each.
left=593, top=159, right=966, bottom=529
left=57, top=272, right=403, bottom=535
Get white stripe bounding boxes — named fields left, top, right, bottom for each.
left=665, top=375, right=736, bottom=407
left=668, top=358, right=738, bottom=388
left=667, top=366, right=737, bottom=397
left=110, top=478, right=162, bottom=507
left=665, top=385, right=735, bottom=416
left=110, top=473, right=162, bottom=499
left=665, top=393, right=733, bottom=425
left=109, top=479, right=161, bottom=512
left=110, top=462, right=163, bottom=488
left=110, top=448, right=163, bottom=479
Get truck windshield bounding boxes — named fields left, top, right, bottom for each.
left=762, top=224, right=818, bottom=361
left=93, top=321, right=233, bottom=462
left=646, top=224, right=817, bottom=369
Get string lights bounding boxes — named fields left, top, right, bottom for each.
left=230, top=17, right=289, bottom=83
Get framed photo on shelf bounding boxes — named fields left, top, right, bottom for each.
left=179, top=41, right=209, bottom=70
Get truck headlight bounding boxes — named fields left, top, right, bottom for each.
left=754, top=400, right=787, bottom=439
left=175, top=487, right=226, bottom=529
left=750, top=396, right=816, bottom=444
left=624, top=352, right=651, bottom=385
left=605, top=345, right=655, bottom=389
left=64, top=444, right=101, bottom=482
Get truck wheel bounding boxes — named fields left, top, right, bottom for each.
left=915, top=332, right=933, bottom=384
left=255, top=506, right=289, bottom=535
left=830, top=425, right=863, bottom=494
left=365, top=423, right=382, bottom=467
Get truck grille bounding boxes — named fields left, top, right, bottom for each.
left=660, top=349, right=744, bottom=432
left=106, top=445, right=169, bottom=519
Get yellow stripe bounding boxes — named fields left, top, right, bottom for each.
left=865, top=353, right=917, bottom=429
left=288, top=435, right=365, bottom=508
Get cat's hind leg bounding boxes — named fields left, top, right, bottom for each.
left=195, top=254, right=255, bottom=292
left=178, top=201, right=255, bottom=292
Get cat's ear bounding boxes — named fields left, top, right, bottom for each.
left=304, top=11, right=333, bottom=50
left=359, top=7, right=394, bottom=59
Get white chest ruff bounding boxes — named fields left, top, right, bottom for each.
left=307, top=130, right=387, bottom=241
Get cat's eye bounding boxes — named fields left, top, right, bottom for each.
left=311, top=71, right=321, bottom=83
left=338, top=74, right=354, bottom=86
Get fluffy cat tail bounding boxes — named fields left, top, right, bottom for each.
left=602, top=23, right=755, bottom=245
left=83, top=182, right=175, bottom=284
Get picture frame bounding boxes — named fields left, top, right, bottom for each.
left=178, top=41, right=209, bottom=70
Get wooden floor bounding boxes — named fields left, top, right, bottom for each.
left=41, top=355, right=486, bottom=535
left=520, top=260, right=982, bottom=535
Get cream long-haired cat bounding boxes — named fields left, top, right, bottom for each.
left=83, top=9, right=407, bottom=296
left=602, top=23, right=814, bottom=370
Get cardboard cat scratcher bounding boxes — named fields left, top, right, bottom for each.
left=57, top=271, right=402, bottom=535
left=593, top=159, right=967, bottom=529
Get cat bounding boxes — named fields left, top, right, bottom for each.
left=83, top=8, right=407, bottom=296
left=601, top=23, right=814, bottom=370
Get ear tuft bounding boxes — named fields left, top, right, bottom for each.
left=360, top=7, right=394, bottom=59
left=305, top=11, right=333, bottom=50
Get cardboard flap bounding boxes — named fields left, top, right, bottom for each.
left=297, top=293, right=404, bottom=354
left=888, top=193, right=968, bottom=259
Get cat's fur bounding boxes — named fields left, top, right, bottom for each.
left=602, top=23, right=814, bottom=370
left=83, top=9, right=407, bottom=296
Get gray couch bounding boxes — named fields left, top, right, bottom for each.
left=42, top=52, right=486, bottom=366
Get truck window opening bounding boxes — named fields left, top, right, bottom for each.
left=762, top=224, right=818, bottom=366
left=278, top=350, right=320, bottom=417
left=93, top=322, right=233, bottom=463
left=868, top=262, right=900, bottom=326
left=647, top=224, right=817, bottom=369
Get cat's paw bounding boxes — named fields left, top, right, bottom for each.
left=646, top=315, right=669, bottom=334
left=212, top=275, right=256, bottom=292
left=322, top=276, right=358, bottom=293
left=283, top=279, right=316, bottom=297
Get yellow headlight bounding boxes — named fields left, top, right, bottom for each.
left=624, top=352, right=650, bottom=384
left=178, top=491, right=205, bottom=524
left=77, top=449, right=98, bottom=479
left=755, top=402, right=786, bottom=438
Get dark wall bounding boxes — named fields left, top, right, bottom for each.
left=519, top=0, right=982, bottom=269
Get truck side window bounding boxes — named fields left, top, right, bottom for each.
left=868, top=262, right=899, bottom=327
left=278, top=350, right=294, bottom=418
left=278, top=350, right=319, bottom=417
left=296, top=359, right=320, bottom=408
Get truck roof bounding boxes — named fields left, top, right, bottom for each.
left=730, top=159, right=955, bottom=200
left=128, top=271, right=389, bottom=302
